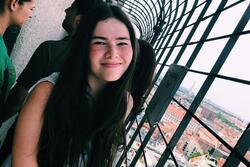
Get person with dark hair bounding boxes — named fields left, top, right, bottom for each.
left=0, top=0, right=103, bottom=165
left=0, top=0, right=103, bottom=126
left=13, top=4, right=137, bottom=167
left=0, top=1, right=35, bottom=162
left=0, top=0, right=35, bottom=112
left=129, top=39, right=156, bottom=119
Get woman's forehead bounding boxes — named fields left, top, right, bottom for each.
left=93, top=18, right=130, bottom=38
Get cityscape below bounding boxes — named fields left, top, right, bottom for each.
left=123, top=86, right=250, bottom=167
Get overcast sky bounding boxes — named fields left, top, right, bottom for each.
left=188, top=2, right=249, bottom=122
left=164, top=1, right=250, bottom=122
left=127, top=0, right=250, bottom=122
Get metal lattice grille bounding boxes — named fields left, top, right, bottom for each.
left=109, top=0, right=250, bottom=166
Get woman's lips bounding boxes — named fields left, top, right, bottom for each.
left=101, top=63, right=122, bottom=68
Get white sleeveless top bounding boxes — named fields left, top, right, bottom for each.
left=39, top=72, right=59, bottom=85
left=29, top=72, right=60, bottom=92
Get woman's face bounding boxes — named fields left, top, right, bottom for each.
left=89, top=18, right=133, bottom=82
left=11, top=0, right=36, bottom=27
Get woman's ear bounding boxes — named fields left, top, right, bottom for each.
left=9, top=0, right=19, bottom=11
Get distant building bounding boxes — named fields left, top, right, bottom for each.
left=180, top=137, right=203, bottom=157
left=163, top=103, right=200, bottom=132
left=189, top=154, right=217, bottom=167
left=200, top=107, right=217, bottom=122
left=198, top=127, right=219, bottom=148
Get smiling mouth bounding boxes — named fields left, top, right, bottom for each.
left=101, top=63, right=122, bottom=68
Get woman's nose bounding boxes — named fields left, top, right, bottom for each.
left=105, top=45, right=118, bottom=58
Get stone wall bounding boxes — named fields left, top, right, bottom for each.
left=11, top=0, right=74, bottom=77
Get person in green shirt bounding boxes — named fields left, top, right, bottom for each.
left=0, top=0, right=36, bottom=108
left=0, top=0, right=102, bottom=165
left=0, top=0, right=103, bottom=125
left=0, top=36, right=15, bottom=105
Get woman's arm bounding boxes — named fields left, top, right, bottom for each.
left=12, top=81, right=54, bottom=167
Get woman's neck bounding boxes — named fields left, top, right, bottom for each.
left=88, top=74, right=107, bottom=97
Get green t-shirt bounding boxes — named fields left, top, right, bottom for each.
left=0, top=36, right=16, bottom=102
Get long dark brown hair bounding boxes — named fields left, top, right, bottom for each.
left=37, top=4, right=138, bottom=167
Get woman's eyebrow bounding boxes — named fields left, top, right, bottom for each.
left=116, top=37, right=130, bottom=41
left=92, top=36, right=106, bottom=40
left=92, top=36, right=130, bottom=40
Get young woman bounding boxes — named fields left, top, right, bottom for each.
left=0, top=0, right=35, bottom=112
left=12, top=4, right=137, bottom=167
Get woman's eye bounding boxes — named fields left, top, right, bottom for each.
left=93, top=41, right=106, bottom=45
left=117, top=42, right=128, bottom=46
